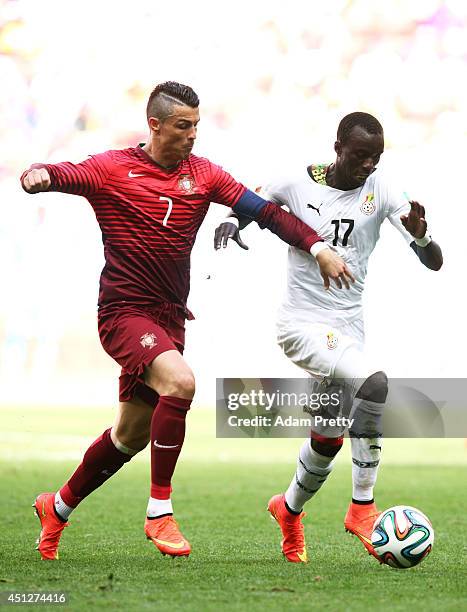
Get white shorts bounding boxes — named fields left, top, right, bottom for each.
left=277, top=316, right=365, bottom=380
left=277, top=316, right=378, bottom=438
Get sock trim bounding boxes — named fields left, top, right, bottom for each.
left=53, top=506, right=68, bottom=522
left=58, top=484, right=81, bottom=509
left=352, top=457, right=380, bottom=468
left=284, top=499, right=302, bottom=515
left=352, top=497, right=375, bottom=505
left=110, top=428, right=140, bottom=456
left=146, top=512, right=173, bottom=520
left=150, top=485, right=172, bottom=500
left=310, top=432, right=344, bottom=446
left=295, top=473, right=320, bottom=494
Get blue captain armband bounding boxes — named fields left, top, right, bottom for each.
left=233, top=189, right=267, bottom=219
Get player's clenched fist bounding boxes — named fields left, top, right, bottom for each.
left=21, top=168, right=51, bottom=193
left=316, top=248, right=355, bottom=290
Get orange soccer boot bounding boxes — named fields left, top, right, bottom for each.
left=344, top=501, right=381, bottom=560
left=145, top=515, right=191, bottom=557
left=33, top=493, right=68, bottom=560
left=267, top=494, right=308, bottom=563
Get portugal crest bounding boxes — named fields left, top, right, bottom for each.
left=178, top=174, right=196, bottom=194
left=140, top=332, right=157, bottom=348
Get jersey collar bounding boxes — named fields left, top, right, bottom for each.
left=307, top=163, right=363, bottom=193
left=135, top=143, right=186, bottom=173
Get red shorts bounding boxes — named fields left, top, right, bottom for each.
left=98, top=303, right=186, bottom=405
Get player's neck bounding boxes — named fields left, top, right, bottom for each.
left=325, top=163, right=342, bottom=189
left=326, top=163, right=356, bottom=191
left=142, top=143, right=181, bottom=170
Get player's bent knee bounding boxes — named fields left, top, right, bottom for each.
left=145, top=356, right=196, bottom=398
left=173, top=372, right=196, bottom=397
left=356, top=370, right=388, bottom=403
left=160, top=371, right=196, bottom=399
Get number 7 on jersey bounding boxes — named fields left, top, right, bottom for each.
left=159, top=196, right=173, bottom=226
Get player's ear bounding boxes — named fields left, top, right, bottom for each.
left=334, top=140, right=342, bottom=156
left=148, top=116, right=161, bottom=134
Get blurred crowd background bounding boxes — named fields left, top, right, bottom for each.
left=1, top=0, right=465, bottom=407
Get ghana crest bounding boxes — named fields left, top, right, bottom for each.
left=360, top=193, right=376, bottom=215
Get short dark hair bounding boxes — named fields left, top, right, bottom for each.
left=337, top=112, right=383, bottom=144
left=146, top=81, right=199, bottom=121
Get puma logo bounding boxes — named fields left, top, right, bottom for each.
left=307, top=203, right=323, bottom=215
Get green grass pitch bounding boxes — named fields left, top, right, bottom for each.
left=0, top=406, right=466, bottom=611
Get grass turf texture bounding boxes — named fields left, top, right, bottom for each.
left=0, top=408, right=466, bottom=611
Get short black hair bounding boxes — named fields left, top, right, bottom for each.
left=337, top=112, right=383, bottom=144
left=146, top=81, right=199, bottom=121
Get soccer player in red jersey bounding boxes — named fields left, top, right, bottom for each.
left=21, top=81, right=353, bottom=560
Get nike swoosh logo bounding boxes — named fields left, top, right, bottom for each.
left=153, top=440, right=179, bottom=449
left=151, top=537, right=186, bottom=549
left=297, top=549, right=308, bottom=562
left=128, top=170, right=145, bottom=178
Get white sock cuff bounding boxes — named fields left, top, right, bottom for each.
left=147, top=497, right=173, bottom=518
left=54, top=491, right=74, bottom=520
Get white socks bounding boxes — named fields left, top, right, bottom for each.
left=285, top=439, right=334, bottom=513
left=351, top=436, right=382, bottom=501
left=349, top=398, right=384, bottom=440
left=54, top=493, right=174, bottom=521
left=54, top=491, right=74, bottom=520
left=146, top=497, right=173, bottom=518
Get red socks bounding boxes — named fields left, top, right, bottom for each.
left=60, top=428, right=133, bottom=507
left=150, top=395, right=191, bottom=499
left=58, top=396, right=191, bottom=508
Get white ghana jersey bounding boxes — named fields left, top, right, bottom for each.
left=261, top=165, right=414, bottom=325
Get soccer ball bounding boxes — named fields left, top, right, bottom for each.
left=371, top=505, right=434, bottom=569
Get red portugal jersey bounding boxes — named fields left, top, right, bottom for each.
left=38, top=146, right=246, bottom=313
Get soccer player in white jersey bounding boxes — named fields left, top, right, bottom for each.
left=214, top=112, right=443, bottom=563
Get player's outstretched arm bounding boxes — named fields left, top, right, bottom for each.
left=216, top=192, right=355, bottom=289
left=21, top=167, right=51, bottom=194
left=20, top=154, right=112, bottom=197
left=401, top=201, right=443, bottom=271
